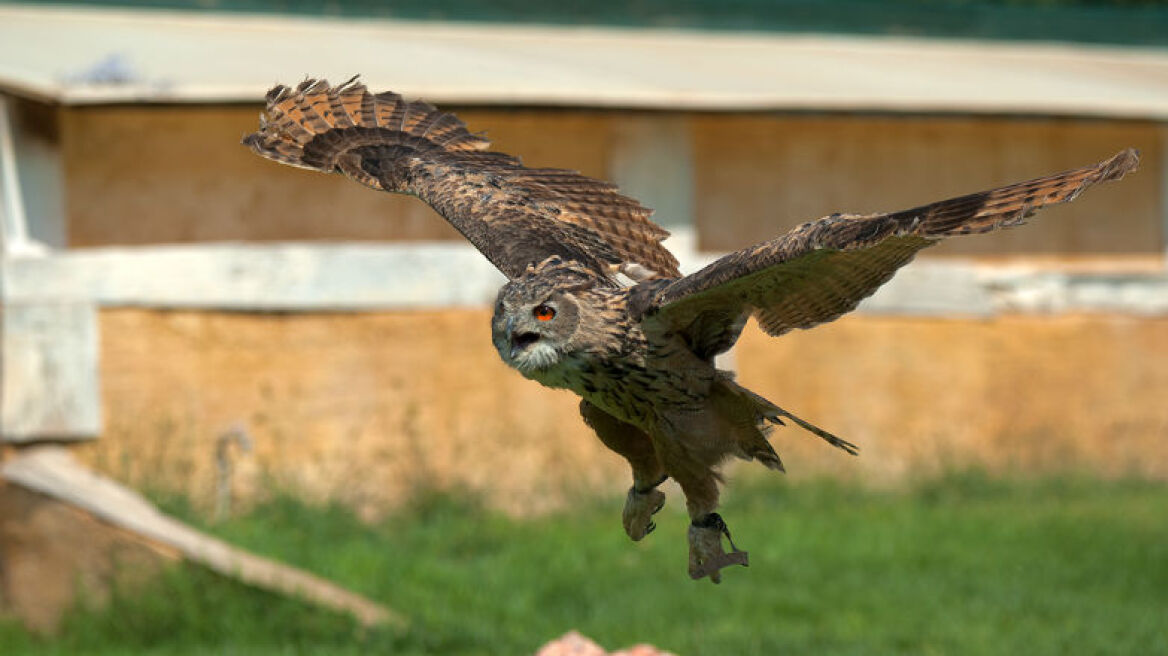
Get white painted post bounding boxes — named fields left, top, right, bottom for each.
left=1161, top=126, right=1168, bottom=264
left=0, top=300, right=101, bottom=441
left=0, top=94, right=66, bottom=256
left=608, top=115, right=698, bottom=271
left=0, top=94, right=26, bottom=254
left=2, top=93, right=96, bottom=441
left=606, top=115, right=748, bottom=370
left=0, top=95, right=49, bottom=256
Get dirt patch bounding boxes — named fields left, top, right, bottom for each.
left=0, top=480, right=179, bottom=633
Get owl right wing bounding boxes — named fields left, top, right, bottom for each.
left=632, top=149, right=1139, bottom=360
left=244, top=77, right=679, bottom=281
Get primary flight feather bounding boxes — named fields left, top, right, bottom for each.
left=246, top=77, right=1138, bottom=582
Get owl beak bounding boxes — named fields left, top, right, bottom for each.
left=508, top=327, right=541, bottom=359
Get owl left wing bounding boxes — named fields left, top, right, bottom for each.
left=632, top=149, right=1139, bottom=360
left=244, top=77, right=679, bottom=281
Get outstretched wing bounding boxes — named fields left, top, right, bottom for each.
left=244, top=77, right=679, bottom=281
left=634, top=149, right=1139, bottom=360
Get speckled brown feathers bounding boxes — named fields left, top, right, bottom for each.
left=244, top=77, right=678, bottom=281
left=246, top=78, right=1139, bottom=583
left=638, top=148, right=1140, bottom=357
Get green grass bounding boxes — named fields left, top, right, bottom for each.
left=2, top=472, right=1166, bottom=655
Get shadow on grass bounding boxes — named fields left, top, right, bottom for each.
left=2, top=471, right=1166, bottom=655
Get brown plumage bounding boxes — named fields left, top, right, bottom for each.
left=245, top=77, right=1140, bottom=583
left=245, top=76, right=678, bottom=281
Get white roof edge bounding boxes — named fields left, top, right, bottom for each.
left=1, top=4, right=1167, bottom=118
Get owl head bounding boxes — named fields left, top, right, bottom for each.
left=491, top=257, right=595, bottom=374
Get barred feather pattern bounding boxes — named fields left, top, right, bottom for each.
left=246, top=81, right=1141, bottom=583
left=639, top=148, right=1139, bottom=354
left=244, top=77, right=679, bottom=281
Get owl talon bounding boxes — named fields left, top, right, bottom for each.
left=688, top=513, right=749, bottom=583
left=623, top=486, right=666, bottom=541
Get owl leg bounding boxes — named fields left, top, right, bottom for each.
left=673, top=466, right=749, bottom=584
left=580, top=401, right=667, bottom=541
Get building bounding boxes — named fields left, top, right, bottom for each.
left=1, top=4, right=1166, bottom=520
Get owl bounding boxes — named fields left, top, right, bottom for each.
left=245, top=77, right=1139, bottom=583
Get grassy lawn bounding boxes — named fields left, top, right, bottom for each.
left=2, top=472, right=1165, bottom=655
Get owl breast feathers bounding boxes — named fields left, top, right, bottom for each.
left=246, top=77, right=1139, bottom=582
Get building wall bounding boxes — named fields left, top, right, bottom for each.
left=733, top=313, right=1168, bottom=480
left=40, top=103, right=1167, bottom=516
left=61, top=105, right=615, bottom=246
left=691, top=115, right=1163, bottom=255
left=74, top=308, right=1168, bottom=518
left=61, top=105, right=1164, bottom=256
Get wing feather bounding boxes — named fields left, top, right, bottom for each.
left=637, top=149, right=1139, bottom=358
left=245, top=77, right=678, bottom=280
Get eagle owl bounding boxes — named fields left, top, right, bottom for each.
left=245, top=77, right=1138, bottom=583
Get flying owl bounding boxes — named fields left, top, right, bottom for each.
left=245, top=77, right=1139, bottom=583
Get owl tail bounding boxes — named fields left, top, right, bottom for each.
left=243, top=76, right=502, bottom=189
left=764, top=403, right=860, bottom=456
left=712, top=375, right=858, bottom=473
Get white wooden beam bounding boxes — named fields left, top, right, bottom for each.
left=976, top=265, right=1168, bottom=315
left=609, top=115, right=697, bottom=269
left=5, top=243, right=1164, bottom=315
left=3, top=243, right=507, bottom=310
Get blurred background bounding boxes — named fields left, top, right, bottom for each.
left=1, top=1, right=1166, bottom=654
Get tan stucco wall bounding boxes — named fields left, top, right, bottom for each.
left=76, top=309, right=1168, bottom=518
left=61, top=105, right=615, bottom=246
left=692, top=115, right=1163, bottom=255
left=62, top=105, right=1164, bottom=255
left=733, top=313, right=1168, bottom=480
left=53, top=104, right=1168, bottom=515
left=82, top=308, right=615, bottom=518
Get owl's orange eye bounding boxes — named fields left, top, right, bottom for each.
left=533, top=304, right=556, bottom=321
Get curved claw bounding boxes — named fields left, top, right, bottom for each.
left=622, top=486, right=666, bottom=541
left=687, top=513, right=749, bottom=583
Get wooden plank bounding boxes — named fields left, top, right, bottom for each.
left=5, top=244, right=1167, bottom=315
left=857, top=261, right=993, bottom=317
left=977, top=266, right=1168, bottom=315
left=3, top=243, right=507, bottom=310
left=0, top=445, right=405, bottom=628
